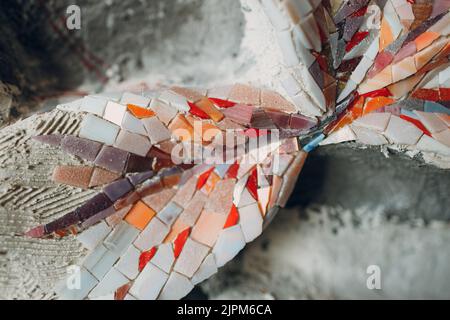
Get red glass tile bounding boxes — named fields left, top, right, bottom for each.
left=173, top=227, right=191, bottom=258
left=400, top=115, right=431, bottom=136
left=411, top=89, right=440, bottom=101
left=367, top=51, right=394, bottom=78
left=196, top=167, right=215, bottom=189
left=223, top=204, right=239, bottom=229
left=350, top=5, right=368, bottom=17
left=226, top=162, right=239, bottom=179
left=312, top=52, right=328, bottom=71
left=243, top=128, right=269, bottom=138
left=208, top=97, right=236, bottom=108
left=188, top=101, right=210, bottom=119
left=246, top=167, right=258, bottom=201
left=361, top=88, right=392, bottom=98
left=138, top=246, right=157, bottom=272
left=439, top=88, right=450, bottom=101
left=345, top=31, right=369, bottom=52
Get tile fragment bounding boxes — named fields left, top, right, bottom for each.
left=94, top=146, right=129, bottom=173
left=191, top=211, right=227, bottom=247
left=212, top=225, right=246, bottom=267
left=134, top=217, right=169, bottom=251
left=125, top=201, right=156, bottom=230
left=142, top=117, right=172, bottom=144
left=52, top=165, right=93, bottom=189
left=114, top=130, right=152, bottom=157
left=129, top=262, right=168, bottom=300
left=79, top=114, right=120, bottom=145
left=90, top=168, right=120, bottom=187
left=104, top=221, right=140, bottom=256
left=158, top=272, right=193, bottom=300
left=174, top=238, right=209, bottom=278
left=77, top=220, right=111, bottom=250
left=191, top=254, right=218, bottom=285
left=104, top=101, right=127, bottom=126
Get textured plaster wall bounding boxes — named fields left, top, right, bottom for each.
left=0, top=0, right=449, bottom=299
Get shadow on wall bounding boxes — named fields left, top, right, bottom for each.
left=0, top=0, right=244, bottom=122
left=289, top=144, right=450, bottom=223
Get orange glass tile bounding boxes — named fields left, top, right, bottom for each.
left=195, top=97, right=224, bottom=122
left=201, top=171, right=221, bottom=195
left=349, top=96, right=365, bottom=118
left=363, top=97, right=395, bottom=114
left=414, top=32, right=440, bottom=51
left=188, top=101, right=210, bottom=119
left=168, top=114, right=194, bottom=142
left=328, top=112, right=354, bottom=134
left=127, top=104, right=155, bottom=118
left=379, top=18, right=394, bottom=51
left=125, top=200, right=156, bottom=230
left=192, top=120, right=221, bottom=142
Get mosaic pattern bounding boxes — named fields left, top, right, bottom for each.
left=28, top=87, right=308, bottom=300
left=25, top=0, right=449, bottom=300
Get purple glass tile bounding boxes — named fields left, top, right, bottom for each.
left=309, top=60, right=325, bottom=89
left=61, top=135, right=102, bottom=161
left=75, top=192, right=113, bottom=221
left=126, top=154, right=154, bottom=173
left=250, top=108, right=276, bottom=129
left=289, top=114, right=318, bottom=130
left=334, top=0, right=369, bottom=24
left=404, top=12, right=445, bottom=43
left=103, top=178, right=134, bottom=202
left=81, top=206, right=116, bottom=229
left=45, top=211, right=80, bottom=234
left=221, top=104, right=254, bottom=126
left=127, top=171, right=155, bottom=186
left=94, top=146, right=129, bottom=173
left=343, top=16, right=364, bottom=41
left=337, top=57, right=362, bottom=73
left=393, top=41, right=417, bottom=64
left=32, top=134, right=64, bottom=146
left=278, top=128, right=307, bottom=139
left=265, top=111, right=291, bottom=128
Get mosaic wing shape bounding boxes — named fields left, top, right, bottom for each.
left=26, top=87, right=309, bottom=300
left=320, top=1, right=450, bottom=153
left=260, top=0, right=449, bottom=155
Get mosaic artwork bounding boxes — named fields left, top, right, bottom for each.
left=25, top=0, right=449, bottom=299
